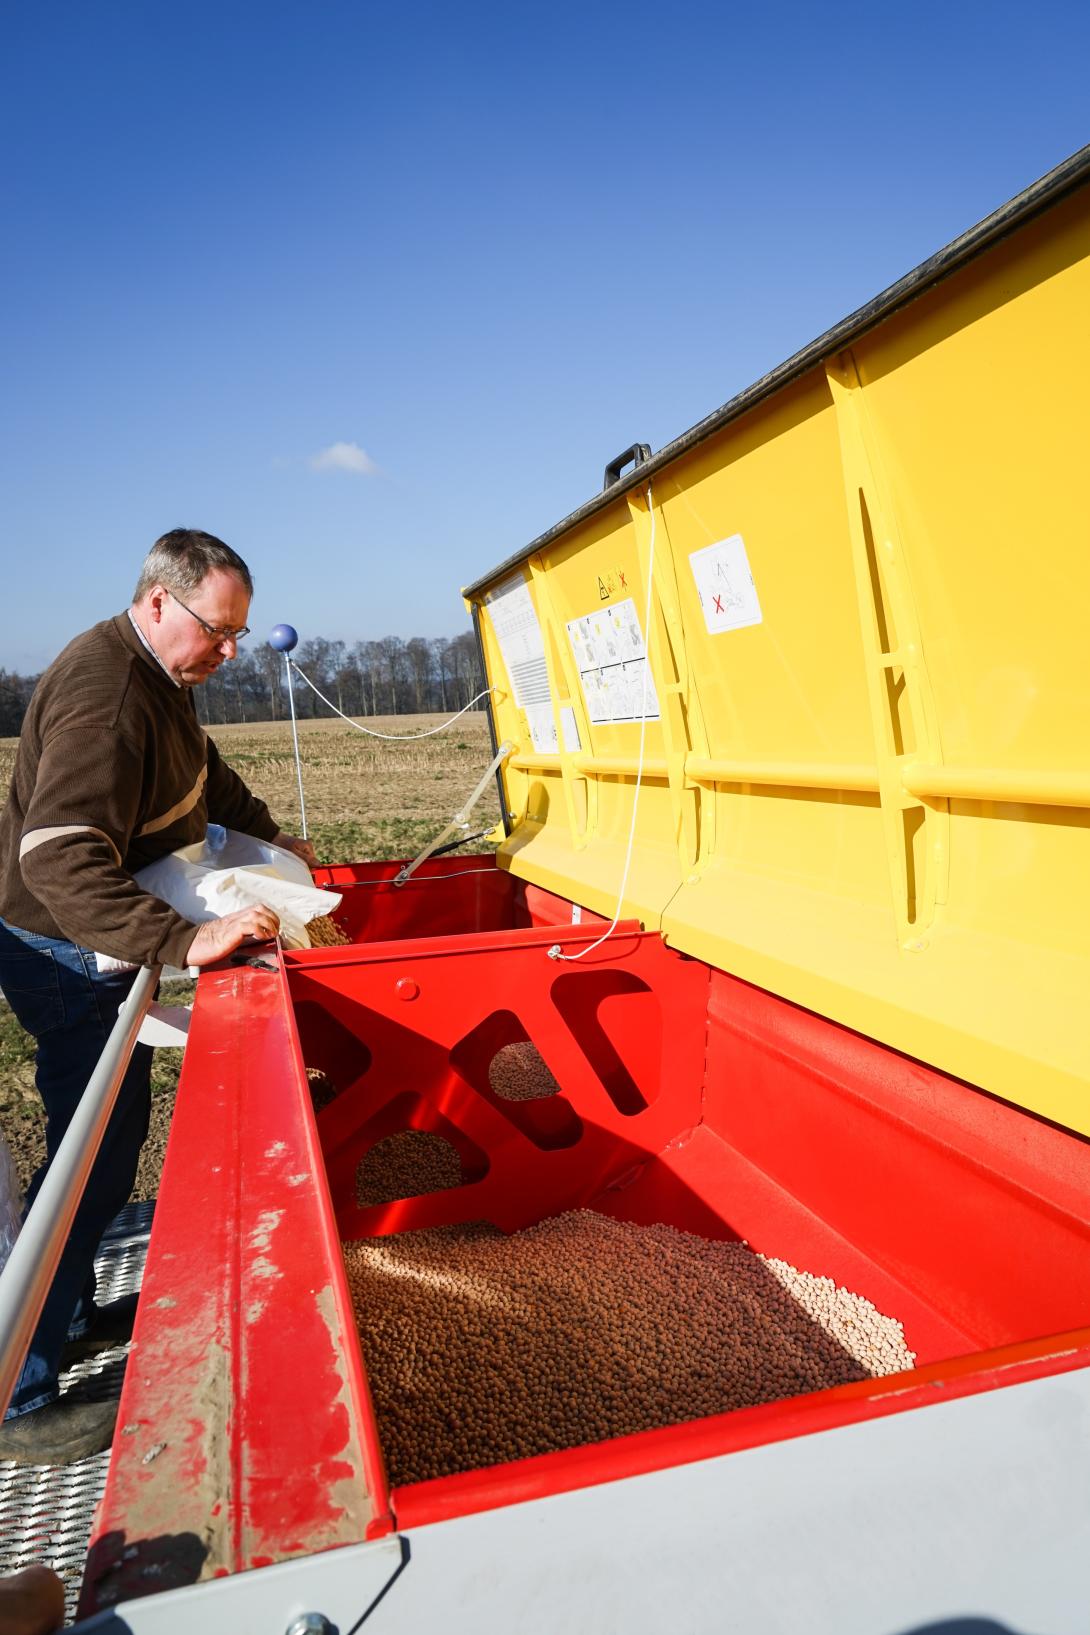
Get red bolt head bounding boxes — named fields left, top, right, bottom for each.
left=395, top=977, right=419, bottom=1002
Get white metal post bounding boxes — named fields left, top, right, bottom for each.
left=0, top=965, right=159, bottom=1416
left=284, top=654, right=308, bottom=841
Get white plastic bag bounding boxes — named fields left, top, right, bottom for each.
left=97, top=826, right=342, bottom=973
left=0, top=1127, right=22, bottom=1274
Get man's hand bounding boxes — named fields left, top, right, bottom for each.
left=186, top=905, right=281, bottom=968
left=273, top=830, right=318, bottom=870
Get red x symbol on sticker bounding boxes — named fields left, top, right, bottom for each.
left=619, top=571, right=627, bottom=589
left=713, top=594, right=724, bottom=615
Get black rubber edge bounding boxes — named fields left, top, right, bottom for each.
left=462, top=142, right=1090, bottom=600
left=471, top=600, right=511, bottom=836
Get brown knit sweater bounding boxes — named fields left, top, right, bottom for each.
left=0, top=613, right=281, bottom=967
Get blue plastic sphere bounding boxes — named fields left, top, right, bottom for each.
left=268, top=623, right=299, bottom=653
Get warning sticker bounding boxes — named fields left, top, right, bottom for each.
left=485, top=574, right=556, bottom=753
left=566, top=599, right=660, bottom=725
left=689, top=535, right=762, bottom=634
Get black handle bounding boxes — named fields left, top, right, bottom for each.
left=428, top=828, right=494, bottom=861
left=602, top=443, right=652, bottom=492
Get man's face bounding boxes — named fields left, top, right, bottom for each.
left=143, top=569, right=252, bottom=686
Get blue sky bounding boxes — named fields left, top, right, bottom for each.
left=2, top=0, right=1087, bottom=671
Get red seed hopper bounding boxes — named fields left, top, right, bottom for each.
left=81, top=150, right=1090, bottom=1631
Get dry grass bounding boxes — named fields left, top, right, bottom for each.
left=0, top=711, right=502, bottom=1194
left=208, top=712, right=501, bottom=862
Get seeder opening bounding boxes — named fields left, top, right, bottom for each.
left=283, top=890, right=1090, bottom=1515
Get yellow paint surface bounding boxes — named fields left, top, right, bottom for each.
left=472, top=186, right=1090, bottom=1133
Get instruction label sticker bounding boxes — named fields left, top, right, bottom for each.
left=560, top=705, right=581, bottom=752
left=689, top=535, right=762, bottom=634
left=566, top=599, right=660, bottom=725
left=485, top=574, right=556, bottom=753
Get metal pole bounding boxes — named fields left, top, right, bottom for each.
left=284, top=654, right=308, bottom=840
left=0, top=964, right=159, bottom=1417
left=394, top=741, right=513, bottom=886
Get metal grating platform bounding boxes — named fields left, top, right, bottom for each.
left=0, top=1200, right=154, bottom=1625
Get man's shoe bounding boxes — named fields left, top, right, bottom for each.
left=61, top=1292, right=140, bottom=1366
left=0, top=1564, right=66, bottom=1633
left=0, top=1398, right=118, bottom=1466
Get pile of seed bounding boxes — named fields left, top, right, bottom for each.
left=306, top=914, right=351, bottom=947
left=306, top=1068, right=340, bottom=1112
left=356, top=1131, right=464, bottom=1207
left=342, top=1210, right=916, bottom=1486
left=488, top=1041, right=560, bottom=1101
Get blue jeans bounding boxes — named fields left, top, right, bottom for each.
left=0, top=916, right=152, bottom=1417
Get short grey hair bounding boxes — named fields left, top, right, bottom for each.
left=133, top=529, right=254, bottom=603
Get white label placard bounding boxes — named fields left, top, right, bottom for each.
left=566, top=599, right=660, bottom=725
left=523, top=703, right=557, bottom=755
left=689, top=535, right=762, bottom=634
left=485, top=574, right=555, bottom=752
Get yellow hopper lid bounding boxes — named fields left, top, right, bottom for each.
left=466, top=146, right=1090, bottom=1137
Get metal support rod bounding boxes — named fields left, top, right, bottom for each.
left=394, top=742, right=514, bottom=886
left=284, top=654, right=308, bottom=840
left=0, top=964, right=159, bottom=1417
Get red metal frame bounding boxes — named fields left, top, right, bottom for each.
left=698, top=971, right=1090, bottom=1350
left=81, top=959, right=391, bottom=1616
left=311, top=856, right=590, bottom=944
left=286, top=921, right=709, bottom=1240
left=83, top=868, right=1090, bottom=1611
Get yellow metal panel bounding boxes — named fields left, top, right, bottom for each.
left=470, top=164, right=1090, bottom=1134
left=476, top=498, right=687, bottom=928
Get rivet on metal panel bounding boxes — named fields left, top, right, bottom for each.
left=395, top=977, right=420, bottom=1001
left=285, top=1617, right=333, bottom=1635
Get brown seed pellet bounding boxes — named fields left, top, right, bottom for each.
left=306, top=914, right=351, bottom=947
left=356, top=1131, right=464, bottom=1208
left=488, top=1041, right=560, bottom=1101
left=342, top=1210, right=917, bottom=1486
left=306, top=1068, right=340, bottom=1112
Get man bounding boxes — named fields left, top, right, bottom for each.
left=0, top=529, right=313, bottom=1464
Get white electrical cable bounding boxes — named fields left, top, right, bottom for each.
left=283, top=652, right=308, bottom=839
left=288, top=662, right=498, bottom=740
left=547, top=483, right=656, bottom=963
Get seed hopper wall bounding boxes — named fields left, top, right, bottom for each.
left=82, top=860, right=1090, bottom=1620
left=79, top=149, right=1090, bottom=1629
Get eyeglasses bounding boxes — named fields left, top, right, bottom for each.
left=168, top=591, right=250, bottom=643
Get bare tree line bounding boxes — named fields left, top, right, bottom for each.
left=0, top=631, right=487, bottom=736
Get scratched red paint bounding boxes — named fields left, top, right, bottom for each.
left=81, top=962, right=381, bottom=1617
